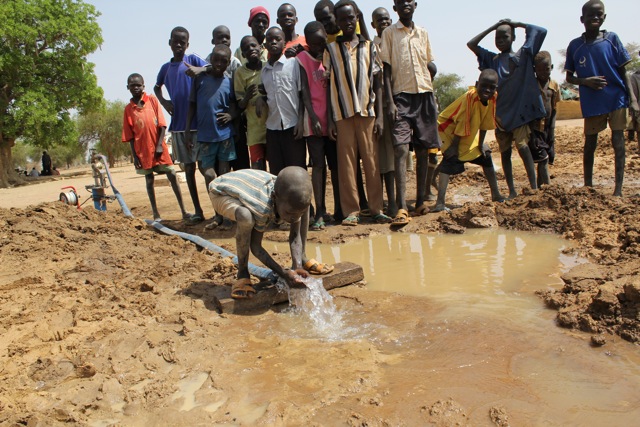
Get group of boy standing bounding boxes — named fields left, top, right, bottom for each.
left=120, top=0, right=638, bottom=296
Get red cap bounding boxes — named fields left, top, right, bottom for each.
left=248, top=6, right=270, bottom=27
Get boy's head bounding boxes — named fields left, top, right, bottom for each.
left=494, top=24, right=515, bottom=53
left=240, top=35, right=262, bottom=64
left=126, top=73, right=144, bottom=98
left=212, top=25, right=231, bottom=47
left=304, top=21, right=327, bottom=58
left=371, top=7, right=392, bottom=37
left=393, top=0, right=417, bottom=21
left=210, top=45, right=232, bottom=77
left=580, top=0, right=606, bottom=32
left=169, top=27, right=189, bottom=57
left=248, top=6, right=270, bottom=40
left=277, top=3, right=298, bottom=33
left=475, top=69, right=498, bottom=105
left=334, top=0, right=359, bottom=37
left=314, top=0, right=339, bottom=35
left=274, top=166, right=312, bottom=224
left=534, top=51, right=553, bottom=82
left=265, top=27, right=286, bottom=57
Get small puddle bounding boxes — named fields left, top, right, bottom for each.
left=258, top=229, right=640, bottom=424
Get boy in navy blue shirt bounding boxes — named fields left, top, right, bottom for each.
left=155, top=26, right=208, bottom=223
left=565, top=0, right=639, bottom=196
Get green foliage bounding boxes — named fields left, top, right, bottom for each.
left=77, top=100, right=129, bottom=167
left=433, top=73, right=468, bottom=111
left=0, top=0, right=104, bottom=147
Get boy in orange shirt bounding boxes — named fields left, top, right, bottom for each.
left=122, top=73, right=189, bottom=221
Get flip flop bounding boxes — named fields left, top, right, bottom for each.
left=310, top=219, right=325, bottom=231
left=205, top=215, right=224, bottom=230
left=373, top=213, right=392, bottom=224
left=359, top=208, right=372, bottom=217
left=304, top=258, right=334, bottom=275
left=391, top=209, right=411, bottom=226
left=415, top=204, right=429, bottom=216
left=341, top=215, right=359, bottom=226
left=186, top=213, right=204, bottom=225
left=231, top=278, right=256, bottom=299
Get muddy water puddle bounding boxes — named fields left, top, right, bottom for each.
left=258, top=230, right=640, bottom=424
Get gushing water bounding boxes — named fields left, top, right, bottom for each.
left=277, top=276, right=354, bottom=341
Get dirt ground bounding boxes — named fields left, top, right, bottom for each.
left=1, top=121, right=639, bottom=426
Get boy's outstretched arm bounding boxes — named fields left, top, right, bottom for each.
left=249, top=229, right=307, bottom=287
left=467, top=20, right=509, bottom=54
left=154, top=84, right=174, bottom=116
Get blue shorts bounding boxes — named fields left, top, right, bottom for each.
left=198, top=138, right=237, bottom=169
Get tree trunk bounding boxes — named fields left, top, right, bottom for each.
left=0, top=136, right=16, bottom=189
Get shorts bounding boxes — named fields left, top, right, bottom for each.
left=136, top=164, right=175, bottom=176
left=306, top=136, right=338, bottom=171
left=439, top=153, right=493, bottom=176
left=584, top=108, right=627, bottom=135
left=171, top=131, right=199, bottom=164
left=208, top=193, right=243, bottom=222
left=198, top=138, right=237, bottom=170
left=248, top=143, right=266, bottom=163
left=495, top=125, right=530, bottom=153
left=392, top=92, right=441, bottom=150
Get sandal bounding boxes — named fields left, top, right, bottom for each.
left=391, top=209, right=411, bottom=226
left=186, top=213, right=204, bottom=225
left=373, top=213, right=392, bottom=224
left=359, top=208, right=372, bottom=217
left=341, top=215, right=359, bottom=226
left=310, top=219, right=325, bottom=231
left=205, top=215, right=224, bottom=230
left=304, top=258, right=334, bottom=275
left=231, top=278, right=256, bottom=299
left=415, top=204, right=429, bottom=216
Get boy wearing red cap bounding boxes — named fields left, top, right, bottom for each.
left=234, top=6, right=270, bottom=65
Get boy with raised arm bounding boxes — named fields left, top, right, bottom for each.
left=565, top=0, right=638, bottom=196
left=467, top=19, right=547, bottom=199
left=380, top=0, right=440, bottom=226
left=432, top=69, right=504, bottom=212
left=122, top=73, right=189, bottom=222
left=155, top=26, right=207, bottom=223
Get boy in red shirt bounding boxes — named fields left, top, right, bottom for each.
left=122, top=73, right=189, bottom=222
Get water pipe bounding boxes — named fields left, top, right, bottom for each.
left=98, top=154, right=133, bottom=218
left=145, top=219, right=277, bottom=282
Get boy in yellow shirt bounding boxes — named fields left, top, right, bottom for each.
left=432, top=69, right=504, bottom=212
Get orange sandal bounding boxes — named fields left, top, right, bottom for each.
left=231, top=278, right=256, bottom=299
left=303, top=258, right=334, bottom=275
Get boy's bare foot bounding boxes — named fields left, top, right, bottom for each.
left=430, top=204, right=450, bottom=213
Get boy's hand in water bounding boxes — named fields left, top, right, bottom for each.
left=284, top=268, right=309, bottom=288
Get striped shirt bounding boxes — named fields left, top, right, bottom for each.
left=209, top=169, right=276, bottom=232
left=323, top=34, right=377, bottom=122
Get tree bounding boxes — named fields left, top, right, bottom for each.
left=0, top=0, right=103, bottom=188
left=433, top=73, right=467, bottom=111
left=77, top=100, right=129, bottom=167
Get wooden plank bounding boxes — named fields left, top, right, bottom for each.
left=210, top=262, right=364, bottom=314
